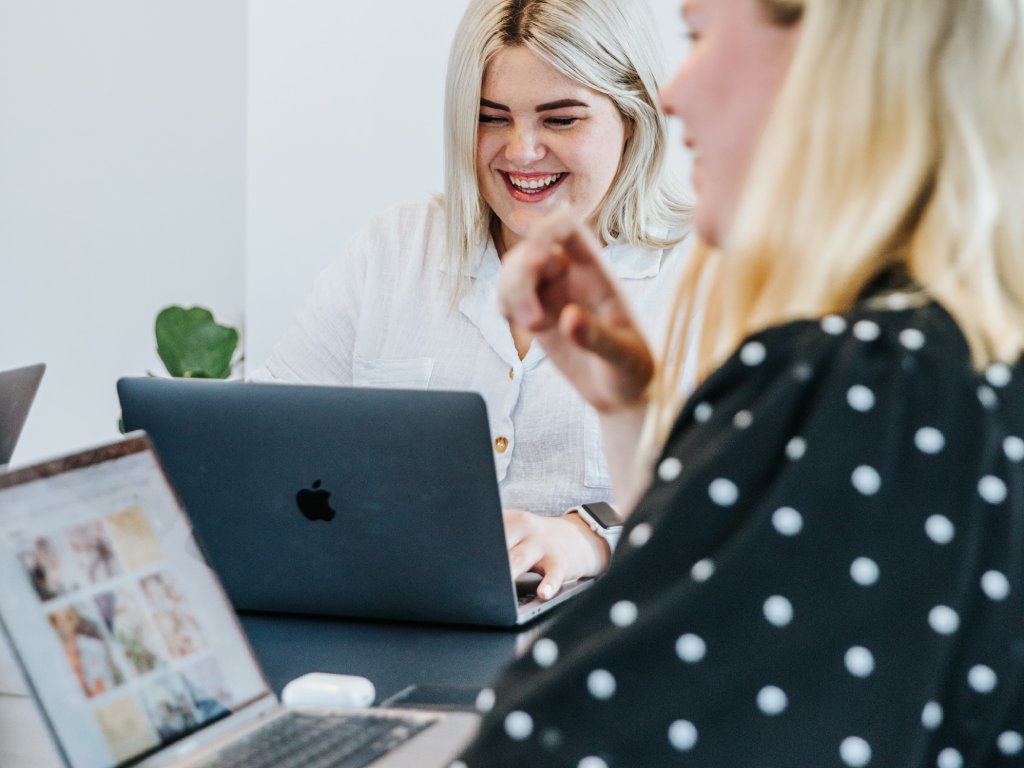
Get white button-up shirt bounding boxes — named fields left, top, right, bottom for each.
left=250, top=199, right=692, bottom=516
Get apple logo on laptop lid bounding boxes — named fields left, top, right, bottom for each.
left=296, top=480, right=337, bottom=522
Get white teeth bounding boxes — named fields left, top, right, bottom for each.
left=508, top=173, right=563, bottom=191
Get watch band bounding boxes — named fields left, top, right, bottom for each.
left=569, top=502, right=623, bottom=552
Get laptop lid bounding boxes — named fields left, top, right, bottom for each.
left=0, top=434, right=275, bottom=768
left=0, top=362, right=45, bottom=467
left=116, top=378, right=526, bottom=627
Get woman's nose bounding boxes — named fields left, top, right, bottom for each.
left=505, top=126, right=545, bottom=165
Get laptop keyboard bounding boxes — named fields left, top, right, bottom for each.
left=196, top=710, right=434, bottom=768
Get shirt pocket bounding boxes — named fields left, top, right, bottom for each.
left=352, top=354, right=434, bottom=389
left=583, top=407, right=612, bottom=490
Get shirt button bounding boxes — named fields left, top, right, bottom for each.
left=494, top=436, right=509, bottom=453
left=508, top=368, right=515, bottom=381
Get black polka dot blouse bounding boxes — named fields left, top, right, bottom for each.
left=456, top=297, right=1024, bottom=767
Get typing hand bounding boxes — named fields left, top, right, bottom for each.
left=498, top=211, right=656, bottom=414
left=503, top=508, right=611, bottom=600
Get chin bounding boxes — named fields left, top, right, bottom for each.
left=693, top=208, right=721, bottom=248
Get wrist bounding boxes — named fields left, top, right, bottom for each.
left=566, top=502, right=623, bottom=573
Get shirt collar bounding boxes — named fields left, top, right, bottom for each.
left=440, top=229, right=672, bottom=280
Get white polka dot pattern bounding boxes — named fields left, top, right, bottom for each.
left=999, top=731, right=1024, bottom=756
left=733, top=410, right=753, bottom=429
left=740, top=341, right=767, bottom=366
left=709, top=478, right=739, bottom=506
left=628, top=523, right=653, bottom=548
left=694, top=402, right=713, bottom=423
left=1005, top=436, right=1024, bottom=462
left=853, top=320, right=880, bottom=341
left=460, top=305, right=1024, bottom=767
left=658, top=457, right=683, bottom=482
left=476, top=688, right=495, bottom=713
left=987, top=363, right=1012, bottom=387
left=587, top=669, right=616, bottom=700
left=978, top=385, right=998, bottom=409
left=968, top=664, right=997, bottom=693
left=668, top=720, right=698, bottom=752
left=925, top=515, right=955, bottom=545
left=845, top=647, right=875, bottom=678
left=899, top=328, right=926, bottom=350
left=610, top=601, right=638, bottom=628
left=773, top=507, right=804, bottom=536
left=847, top=385, right=875, bottom=412
left=690, top=559, right=715, bottom=582
left=763, top=596, right=794, bottom=627
left=675, top=634, right=706, bottom=664
left=757, top=686, right=788, bottom=715
left=821, top=315, right=847, bottom=335
left=851, top=465, right=882, bottom=496
left=978, top=475, right=1008, bottom=504
left=504, top=710, right=533, bottom=740
left=532, top=638, right=559, bottom=668
left=850, top=557, right=879, bottom=586
left=981, top=570, right=1010, bottom=601
left=928, top=606, right=959, bottom=635
left=839, top=736, right=872, bottom=767
left=914, top=427, right=945, bottom=454
left=785, top=437, right=807, bottom=460
left=921, top=701, right=943, bottom=730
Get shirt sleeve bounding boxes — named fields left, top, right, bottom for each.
left=457, top=304, right=1024, bottom=767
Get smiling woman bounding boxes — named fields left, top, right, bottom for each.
left=250, top=0, right=695, bottom=598
left=457, top=0, right=1024, bottom=764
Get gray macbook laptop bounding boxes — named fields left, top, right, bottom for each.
left=0, top=362, right=45, bottom=468
left=0, top=434, right=479, bottom=768
left=116, top=378, right=592, bottom=627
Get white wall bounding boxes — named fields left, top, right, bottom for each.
left=0, top=1, right=247, bottom=465
left=245, top=0, right=691, bottom=369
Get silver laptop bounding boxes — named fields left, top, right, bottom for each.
left=116, top=378, right=593, bottom=627
left=0, top=362, right=45, bottom=468
left=0, top=434, right=479, bottom=768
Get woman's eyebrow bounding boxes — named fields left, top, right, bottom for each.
left=536, top=99, right=589, bottom=112
left=480, top=98, right=510, bottom=111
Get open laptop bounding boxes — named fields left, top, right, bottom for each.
left=116, top=378, right=593, bottom=627
left=0, top=362, right=45, bottom=468
left=0, top=434, right=479, bottom=768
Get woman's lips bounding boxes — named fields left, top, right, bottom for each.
left=501, top=171, right=568, bottom=203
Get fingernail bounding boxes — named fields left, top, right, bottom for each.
left=539, top=584, right=554, bottom=599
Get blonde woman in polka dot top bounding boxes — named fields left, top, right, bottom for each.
left=455, top=0, right=1024, bottom=765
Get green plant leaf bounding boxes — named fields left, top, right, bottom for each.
left=155, top=305, right=239, bottom=379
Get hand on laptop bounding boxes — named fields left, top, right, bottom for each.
left=503, top=508, right=611, bottom=600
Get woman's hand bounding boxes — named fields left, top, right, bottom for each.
left=498, top=211, right=656, bottom=413
left=504, top=508, right=611, bottom=600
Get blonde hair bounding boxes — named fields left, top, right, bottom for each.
left=652, top=0, right=1024, bottom=446
left=443, top=0, right=690, bottom=287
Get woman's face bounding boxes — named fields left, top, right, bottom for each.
left=660, top=0, right=799, bottom=247
left=476, top=46, right=632, bottom=255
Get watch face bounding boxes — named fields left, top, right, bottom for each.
left=582, top=502, right=623, bottom=529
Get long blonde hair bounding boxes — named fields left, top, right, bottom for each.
left=651, top=0, right=1024, bottom=447
left=443, top=0, right=690, bottom=289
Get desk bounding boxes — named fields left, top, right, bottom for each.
left=0, top=612, right=537, bottom=766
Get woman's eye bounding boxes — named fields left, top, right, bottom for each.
left=478, top=114, right=507, bottom=124
left=546, top=117, right=579, bottom=127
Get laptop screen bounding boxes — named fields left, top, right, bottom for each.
left=0, top=435, right=270, bottom=768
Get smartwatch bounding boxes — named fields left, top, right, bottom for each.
left=568, top=501, right=624, bottom=553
